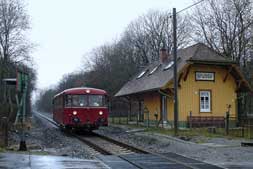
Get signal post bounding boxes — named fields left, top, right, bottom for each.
left=3, top=69, right=29, bottom=151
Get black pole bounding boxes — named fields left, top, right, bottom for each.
left=226, top=111, right=230, bottom=135
left=173, top=8, right=178, bottom=136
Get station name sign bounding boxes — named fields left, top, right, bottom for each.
left=195, top=72, right=215, bottom=81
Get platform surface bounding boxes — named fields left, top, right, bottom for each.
left=2, top=152, right=252, bottom=169
left=0, top=152, right=109, bottom=169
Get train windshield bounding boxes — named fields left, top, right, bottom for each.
left=65, top=94, right=106, bottom=107
left=89, top=95, right=105, bottom=107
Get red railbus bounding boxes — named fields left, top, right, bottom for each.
left=53, top=87, right=109, bottom=131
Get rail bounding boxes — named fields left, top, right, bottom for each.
left=35, top=112, right=147, bottom=155
left=35, top=112, right=225, bottom=169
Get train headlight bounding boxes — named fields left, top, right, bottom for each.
left=73, top=111, right=77, bottom=115
left=99, top=111, right=103, bottom=115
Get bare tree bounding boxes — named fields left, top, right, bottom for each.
left=0, top=0, right=31, bottom=64
left=192, top=0, right=253, bottom=65
left=0, top=0, right=34, bottom=112
left=124, top=10, right=191, bottom=65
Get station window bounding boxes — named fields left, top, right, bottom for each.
left=199, top=90, right=211, bottom=112
left=137, top=70, right=147, bottom=79
left=149, top=65, right=160, bottom=75
left=164, top=61, right=174, bottom=70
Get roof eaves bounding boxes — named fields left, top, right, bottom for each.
left=187, top=59, right=236, bottom=65
left=232, top=66, right=252, bottom=92
left=115, top=87, right=160, bottom=97
left=160, top=63, right=191, bottom=90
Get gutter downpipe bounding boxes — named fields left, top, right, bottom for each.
left=158, top=89, right=172, bottom=128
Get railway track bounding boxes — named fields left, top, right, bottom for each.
left=35, top=112, right=225, bottom=169
left=35, top=112, right=147, bottom=156
left=75, top=133, right=148, bottom=155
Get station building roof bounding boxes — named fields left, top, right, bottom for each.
left=115, top=43, right=251, bottom=97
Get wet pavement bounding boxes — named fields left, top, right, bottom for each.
left=120, top=153, right=223, bottom=169
left=0, top=152, right=109, bottom=169
left=2, top=152, right=253, bottom=169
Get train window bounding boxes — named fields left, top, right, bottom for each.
left=89, top=95, right=104, bottom=107
left=65, top=95, right=72, bottom=107
left=72, top=95, right=88, bottom=107
left=72, top=95, right=79, bottom=107
left=64, top=94, right=106, bottom=107
left=79, top=95, right=88, bottom=107
left=65, top=95, right=88, bottom=107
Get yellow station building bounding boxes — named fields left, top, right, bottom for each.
left=115, top=43, right=251, bottom=127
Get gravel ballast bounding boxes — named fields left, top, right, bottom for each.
left=8, top=113, right=253, bottom=167
left=95, top=124, right=253, bottom=166
left=9, top=113, right=95, bottom=159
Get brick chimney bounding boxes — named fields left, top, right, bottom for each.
left=160, top=48, right=168, bottom=63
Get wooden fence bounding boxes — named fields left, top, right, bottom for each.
left=187, top=116, right=225, bottom=128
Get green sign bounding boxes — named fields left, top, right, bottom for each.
left=16, top=71, right=28, bottom=92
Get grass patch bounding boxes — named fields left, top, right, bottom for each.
left=110, top=120, right=249, bottom=140
left=110, top=117, right=253, bottom=140
left=0, top=147, right=5, bottom=152
left=146, top=127, right=242, bottom=139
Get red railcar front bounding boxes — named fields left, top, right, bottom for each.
left=53, top=88, right=109, bottom=130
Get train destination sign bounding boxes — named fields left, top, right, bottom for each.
left=195, top=72, right=215, bottom=81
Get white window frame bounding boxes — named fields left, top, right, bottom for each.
left=199, top=90, right=211, bottom=112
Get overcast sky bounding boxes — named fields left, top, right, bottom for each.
left=27, top=0, right=193, bottom=89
